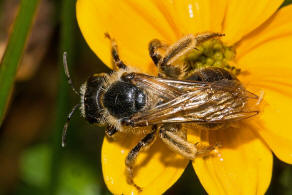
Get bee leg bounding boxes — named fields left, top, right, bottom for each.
left=159, top=124, right=214, bottom=159
left=125, top=125, right=158, bottom=191
left=105, top=126, right=118, bottom=137
left=148, top=39, right=168, bottom=66
left=158, top=33, right=224, bottom=79
left=104, top=33, right=127, bottom=70
left=193, top=32, right=225, bottom=43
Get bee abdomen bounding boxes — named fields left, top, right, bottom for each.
left=186, top=67, right=237, bottom=82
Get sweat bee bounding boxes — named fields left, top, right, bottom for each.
left=62, top=32, right=259, bottom=191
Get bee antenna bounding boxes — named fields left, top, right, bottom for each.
left=62, top=104, right=80, bottom=147
left=63, top=52, right=80, bottom=96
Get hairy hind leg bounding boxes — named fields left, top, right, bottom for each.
left=157, top=33, right=224, bottom=79
left=159, top=124, right=215, bottom=159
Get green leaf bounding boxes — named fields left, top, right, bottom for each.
left=282, top=0, right=292, bottom=7
left=0, top=0, right=40, bottom=126
left=20, top=144, right=102, bottom=195
left=57, top=156, right=102, bottom=195
left=20, top=144, right=52, bottom=188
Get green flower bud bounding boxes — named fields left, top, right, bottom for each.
left=206, top=58, right=214, bottom=65
left=213, top=60, right=223, bottom=67
left=213, top=52, right=223, bottom=61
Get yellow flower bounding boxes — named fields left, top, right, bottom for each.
left=76, top=0, right=292, bottom=194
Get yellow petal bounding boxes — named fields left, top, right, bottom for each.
left=172, top=0, right=227, bottom=34
left=102, top=133, right=189, bottom=195
left=76, top=0, right=178, bottom=74
left=237, top=5, right=292, bottom=58
left=249, top=87, right=292, bottom=164
left=222, top=0, right=283, bottom=45
left=188, top=125, right=273, bottom=194
left=237, top=36, right=292, bottom=164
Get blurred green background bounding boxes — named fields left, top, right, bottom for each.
left=0, top=0, right=292, bottom=194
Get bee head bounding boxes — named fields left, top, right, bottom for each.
left=62, top=52, right=108, bottom=147
left=80, top=74, right=107, bottom=124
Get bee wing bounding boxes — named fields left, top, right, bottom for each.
left=126, top=72, right=209, bottom=100
left=125, top=75, right=258, bottom=126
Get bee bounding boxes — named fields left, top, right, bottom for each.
left=62, top=32, right=259, bottom=191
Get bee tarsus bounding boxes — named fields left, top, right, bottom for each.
left=105, top=32, right=127, bottom=70
left=149, top=39, right=168, bottom=66
left=125, top=126, right=158, bottom=191
left=105, top=126, right=118, bottom=137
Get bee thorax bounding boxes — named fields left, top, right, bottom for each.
left=103, top=81, right=146, bottom=118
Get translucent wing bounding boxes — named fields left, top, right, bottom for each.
left=124, top=72, right=208, bottom=100
left=123, top=73, right=258, bottom=127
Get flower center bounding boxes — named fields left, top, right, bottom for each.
left=184, top=38, right=240, bottom=75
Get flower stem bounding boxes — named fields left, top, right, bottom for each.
left=48, top=0, right=76, bottom=194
